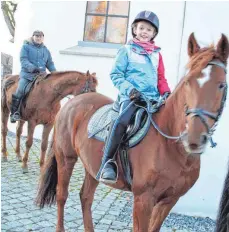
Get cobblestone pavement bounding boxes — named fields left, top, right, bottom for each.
left=2, top=132, right=216, bottom=232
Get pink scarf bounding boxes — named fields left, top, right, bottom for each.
left=133, top=38, right=155, bottom=54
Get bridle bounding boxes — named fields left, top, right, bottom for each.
left=185, top=59, right=227, bottom=147
left=145, top=59, right=227, bottom=148
left=81, top=77, right=93, bottom=94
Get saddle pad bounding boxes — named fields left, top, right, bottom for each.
left=88, top=104, right=150, bottom=148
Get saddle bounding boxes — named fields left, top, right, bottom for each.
left=88, top=103, right=151, bottom=148
left=88, top=100, right=162, bottom=188
left=22, top=73, right=50, bottom=104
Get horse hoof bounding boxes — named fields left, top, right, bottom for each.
left=1, top=156, right=8, bottom=162
left=22, top=166, right=28, bottom=174
left=16, top=156, right=22, bottom=162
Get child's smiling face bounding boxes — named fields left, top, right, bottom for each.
left=133, top=21, right=156, bottom=42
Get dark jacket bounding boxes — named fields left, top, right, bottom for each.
left=20, top=38, right=56, bottom=81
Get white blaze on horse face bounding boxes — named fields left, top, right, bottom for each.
left=197, top=66, right=212, bottom=88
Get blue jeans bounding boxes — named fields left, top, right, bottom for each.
left=15, top=78, right=31, bottom=99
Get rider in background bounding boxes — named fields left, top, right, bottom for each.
left=10, top=30, right=56, bottom=123
left=96, top=10, right=171, bottom=184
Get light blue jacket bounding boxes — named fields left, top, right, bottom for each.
left=110, top=40, right=161, bottom=104
left=20, top=38, right=56, bottom=81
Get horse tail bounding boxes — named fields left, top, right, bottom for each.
left=35, top=139, right=58, bottom=208
left=215, top=162, right=229, bottom=232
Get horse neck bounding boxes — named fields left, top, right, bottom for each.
left=155, top=81, right=186, bottom=141
left=41, top=72, right=84, bottom=103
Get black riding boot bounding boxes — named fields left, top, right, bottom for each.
left=96, top=120, right=124, bottom=184
left=10, top=94, right=21, bottom=123
left=96, top=101, right=138, bottom=184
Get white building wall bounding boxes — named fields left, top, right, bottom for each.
left=174, top=1, right=229, bottom=219
left=11, top=1, right=229, bottom=219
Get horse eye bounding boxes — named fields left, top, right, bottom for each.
left=219, top=83, right=226, bottom=90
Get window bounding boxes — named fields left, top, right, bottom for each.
left=84, top=1, right=130, bottom=44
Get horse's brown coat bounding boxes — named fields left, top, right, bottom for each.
left=1, top=71, right=97, bottom=172
left=36, top=33, right=229, bottom=232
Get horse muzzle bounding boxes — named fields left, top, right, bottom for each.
left=181, top=130, right=208, bottom=155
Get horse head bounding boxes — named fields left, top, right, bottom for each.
left=81, top=70, right=98, bottom=94
left=181, top=33, right=229, bottom=154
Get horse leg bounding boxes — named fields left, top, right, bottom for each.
left=15, top=120, right=25, bottom=162
left=1, top=107, right=10, bottom=162
left=80, top=170, right=99, bottom=232
left=22, top=121, right=36, bottom=173
left=56, top=155, right=77, bottom=232
left=133, top=190, right=155, bottom=232
left=148, top=197, right=179, bottom=232
left=40, top=123, right=53, bottom=168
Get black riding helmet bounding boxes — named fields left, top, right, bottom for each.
left=131, top=10, right=159, bottom=40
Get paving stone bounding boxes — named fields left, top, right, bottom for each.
left=65, top=221, right=80, bottom=228
left=93, top=210, right=107, bottom=215
left=94, top=229, right=108, bottom=232
left=95, top=223, right=110, bottom=230
left=102, top=214, right=117, bottom=221
left=99, top=218, right=113, bottom=225
left=108, top=210, right=120, bottom=216
left=93, top=213, right=103, bottom=220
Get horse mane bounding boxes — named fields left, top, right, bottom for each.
left=172, top=44, right=224, bottom=96
left=215, top=162, right=229, bottom=232
left=168, top=44, right=223, bottom=112
left=49, top=70, right=86, bottom=77
left=186, top=46, right=216, bottom=76
left=36, top=71, right=98, bottom=86
left=186, top=44, right=226, bottom=80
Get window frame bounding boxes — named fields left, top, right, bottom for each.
left=83, top=1, right=130, bottom=44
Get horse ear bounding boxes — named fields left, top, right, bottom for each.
left=91, top=72, right=96, bottom=77
left=216, top=33, right=229, bottom=64
left=188, top=33, right=200, bottom=57
left=86, top=70, right=90, bottom=76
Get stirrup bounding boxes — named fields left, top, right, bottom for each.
left=10, top=116, right=16, bottom=123
left=11, top=112, right=21, bottom=121
left=99, top=159, right=118, bottom=184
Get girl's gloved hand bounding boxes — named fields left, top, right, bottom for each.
left=33, top=68, right=41, bottom=74
left=129, top=88, right=141, bottom=101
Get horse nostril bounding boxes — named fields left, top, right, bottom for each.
left=189, top=143, right=198, bottom=150
left=201, top=134, right=208, bottom=145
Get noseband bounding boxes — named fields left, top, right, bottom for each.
left=185, top=59, right=228, bottom=147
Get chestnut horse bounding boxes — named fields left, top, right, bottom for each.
left=215, top=161, right=229, bottom=232
left=36, top=33, right=228, bottom=232
left=1, top=71, right=97, bottom=173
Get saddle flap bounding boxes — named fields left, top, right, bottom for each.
left=88, top=104, right=150, bottom=148
left=23, top=76, right=39, bottom=99
left=126, top=108, right=146, bottom=139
